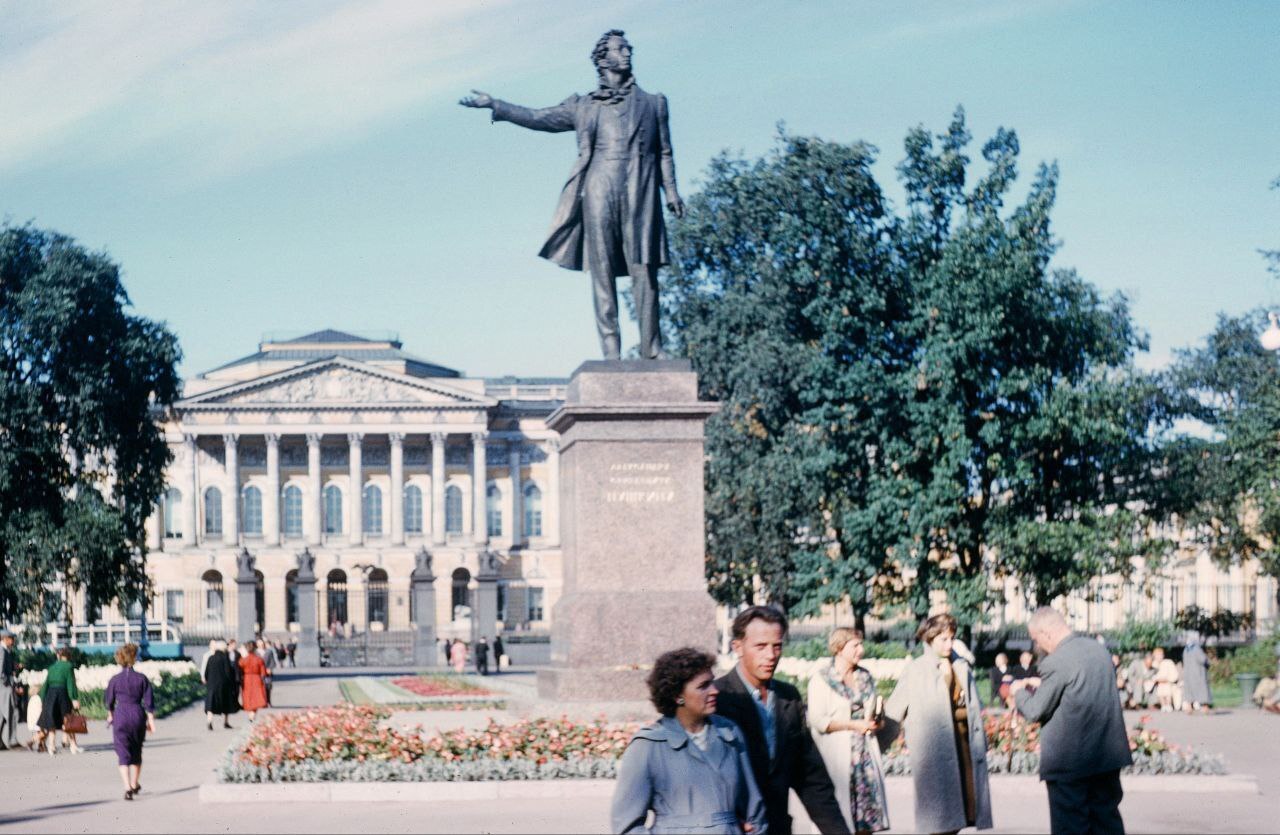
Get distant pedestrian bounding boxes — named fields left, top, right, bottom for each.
left=475, top=637, right=491, bottom=676
left=493, top=635, right=506, bottom=672
left=37, top=647, right=82, bottom=755
left=1012, top=650, right=1038, bottom=681
left=611, top=647, right=767, bottom=834
left=441, top=638, right=452, bottom=665
left=0, top=630, right=18, bottom=749
left=1151, top=647, right=1180, bottom=711
left=105, top=644, right=155, bottom=801
left=257, top=640, right=277, bottom=707
left=238, top=640, right=270, bottom=723
left=988, top=652, right=1014, bottom=708
left=202, top=640, right=239, bottom=730
left=884, top=613, right=993, bottom=833
left=286, top=639, right=297, bottom=668
left=450, top=640, right=468, bottom=674
left=1181, top=637, right=1212, bottom=713
left=1011, top=607, right=1131, bottom=835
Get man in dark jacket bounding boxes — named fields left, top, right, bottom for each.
left=1013, top=607, right=1133, bottom=835
left=714, top=607, right=849, bottom=835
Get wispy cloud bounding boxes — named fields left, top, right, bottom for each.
left=0, top=0, right=632, bottom=181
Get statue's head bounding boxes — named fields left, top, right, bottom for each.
left=592, top=29, right=632, bottom=75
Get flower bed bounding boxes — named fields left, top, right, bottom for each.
left=338, top=675, right=505, bottom=710
left=221, top=704, right=1224, bottom=783
left=220, top=705, right=637, bottom=783
left=882, top=713, right=1225, bottom=776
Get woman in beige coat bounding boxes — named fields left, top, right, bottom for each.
left=808, top=627, right=890, bottom=834
left=884, top=614, right=992, bottom=834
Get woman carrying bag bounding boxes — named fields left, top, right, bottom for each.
left=37, top=647, right=84, bottom=755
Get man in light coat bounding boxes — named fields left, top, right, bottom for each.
left=1012, top=607, right=1132, bottom=835
left=0, top=631, right=19, bottom=749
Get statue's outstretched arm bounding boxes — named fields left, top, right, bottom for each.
left=487, top=94, right=579, bottom=134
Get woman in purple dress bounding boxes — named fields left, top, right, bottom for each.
left=104, top=644, right=155, bottom=801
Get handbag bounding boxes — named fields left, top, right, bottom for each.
left=62, top=710, right=88, bottom=735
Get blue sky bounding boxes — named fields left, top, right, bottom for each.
left=2, top=1, right=1277, bottom=381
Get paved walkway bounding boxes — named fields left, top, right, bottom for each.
left=1, top=670, right=1276, bottom=834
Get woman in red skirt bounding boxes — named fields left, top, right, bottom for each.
left=238, top=640, right=270, bottom=722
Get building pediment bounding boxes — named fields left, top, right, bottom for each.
left=176, top=357, right=496, bottom=411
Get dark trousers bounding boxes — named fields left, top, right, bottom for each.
left=590, top=263, right=663, bottom=360
left=1046, top=770, right=1125, bottom=835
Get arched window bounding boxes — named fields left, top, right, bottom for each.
left=201, top=569, right=224, bottom=617
left=285, top=569, right=299, bottom=625
left=203, top=487, right=222, bottom=536
left=242, top=486, right=263, bottom=535
left=445, top=485, right=463, bottom=534
left=486, top=484, right=503, bottom=537
left=327, top=568, right=348, bottom=626
left=366, top=567, right=388, bottom=628
left=363, top=485, right=383, bottom=534
left=282, top=485, right=303, bottom=536
left=523, top=484, right=543, bottom=537
left=451, top=567, right=471, bottom=621
left=162, top=488, right=183, bottom=539
left=323, top=485, right=343, bottom=534
left=404, top=485, right=424, bottom=534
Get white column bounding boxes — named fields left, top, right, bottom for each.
left=546, top=437, right=560, bottom=547
left=431, top=432, right=447, bottom=545
left=508, top=443, right=522, bottom=544
left=264, top=434, right=281, bottom=546
left=389, top=433, right=405, bottom=546
left=348, top=433, right=363, bottom=546
left=472, top=431, right=488, bottom=545
left=222, top=434, right=239, bottom=545
left=184, top=435, right=199, bottom=546
left=306, top=433, right=323, bottom=546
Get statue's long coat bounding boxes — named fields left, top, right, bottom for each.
left=490, top=87, right=678, bottom=277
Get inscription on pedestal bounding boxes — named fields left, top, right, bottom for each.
left=604, top=462, right=676, bottom=504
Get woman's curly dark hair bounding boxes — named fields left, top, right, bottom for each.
left=646, top=647, right=716, bottom=717
left=591, top=29, right=628, bottom=69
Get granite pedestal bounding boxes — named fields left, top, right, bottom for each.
left=537, top=360, right=719, bottom=701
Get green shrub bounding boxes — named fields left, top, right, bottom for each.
left=17, top=648, right=117, bottom=672
left=1105, top=619, right=1178, bottom=653
left=1210, top=634, right=1280, bottom=684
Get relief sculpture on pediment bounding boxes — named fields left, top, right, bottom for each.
left=231, top=368, right=437, bottom=405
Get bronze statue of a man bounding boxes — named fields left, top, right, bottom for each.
left=461, top=30, right=684, bottom=360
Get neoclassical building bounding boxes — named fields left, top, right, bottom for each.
left=140, top=330, right=567, bottom=645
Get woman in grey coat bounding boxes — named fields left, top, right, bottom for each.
left=611, top=647, right=767, bottom=834
left=1181, top=637, right=1213, bottom=712
left=883, top=615, right=993, bottom=833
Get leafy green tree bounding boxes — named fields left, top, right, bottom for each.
left=1164, top=309, right=1280, bottom=611
left=664, top=129, right=900, bottom=620
left=0, top=226, right=181, bottom=628
left=667, top=110, right=1171, bottom=628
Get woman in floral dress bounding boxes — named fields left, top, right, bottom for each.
left=808, top=627, right=890, bottom=834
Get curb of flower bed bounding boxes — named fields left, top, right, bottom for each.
left=200, top=773, right=1259, bottom=804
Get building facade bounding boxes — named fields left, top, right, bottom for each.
left=136, top=330, right=567, bottom=646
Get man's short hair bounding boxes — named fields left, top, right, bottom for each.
left=731, top=605, right=789, bottom=641
left=1028, top=606, right=1069, bottom=635
left=591, top=29, right=628, bottom=68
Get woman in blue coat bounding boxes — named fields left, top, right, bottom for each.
left=611, top=647, right=767, bottom=834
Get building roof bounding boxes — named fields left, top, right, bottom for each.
left=199, top=329, right=460, bottom=379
